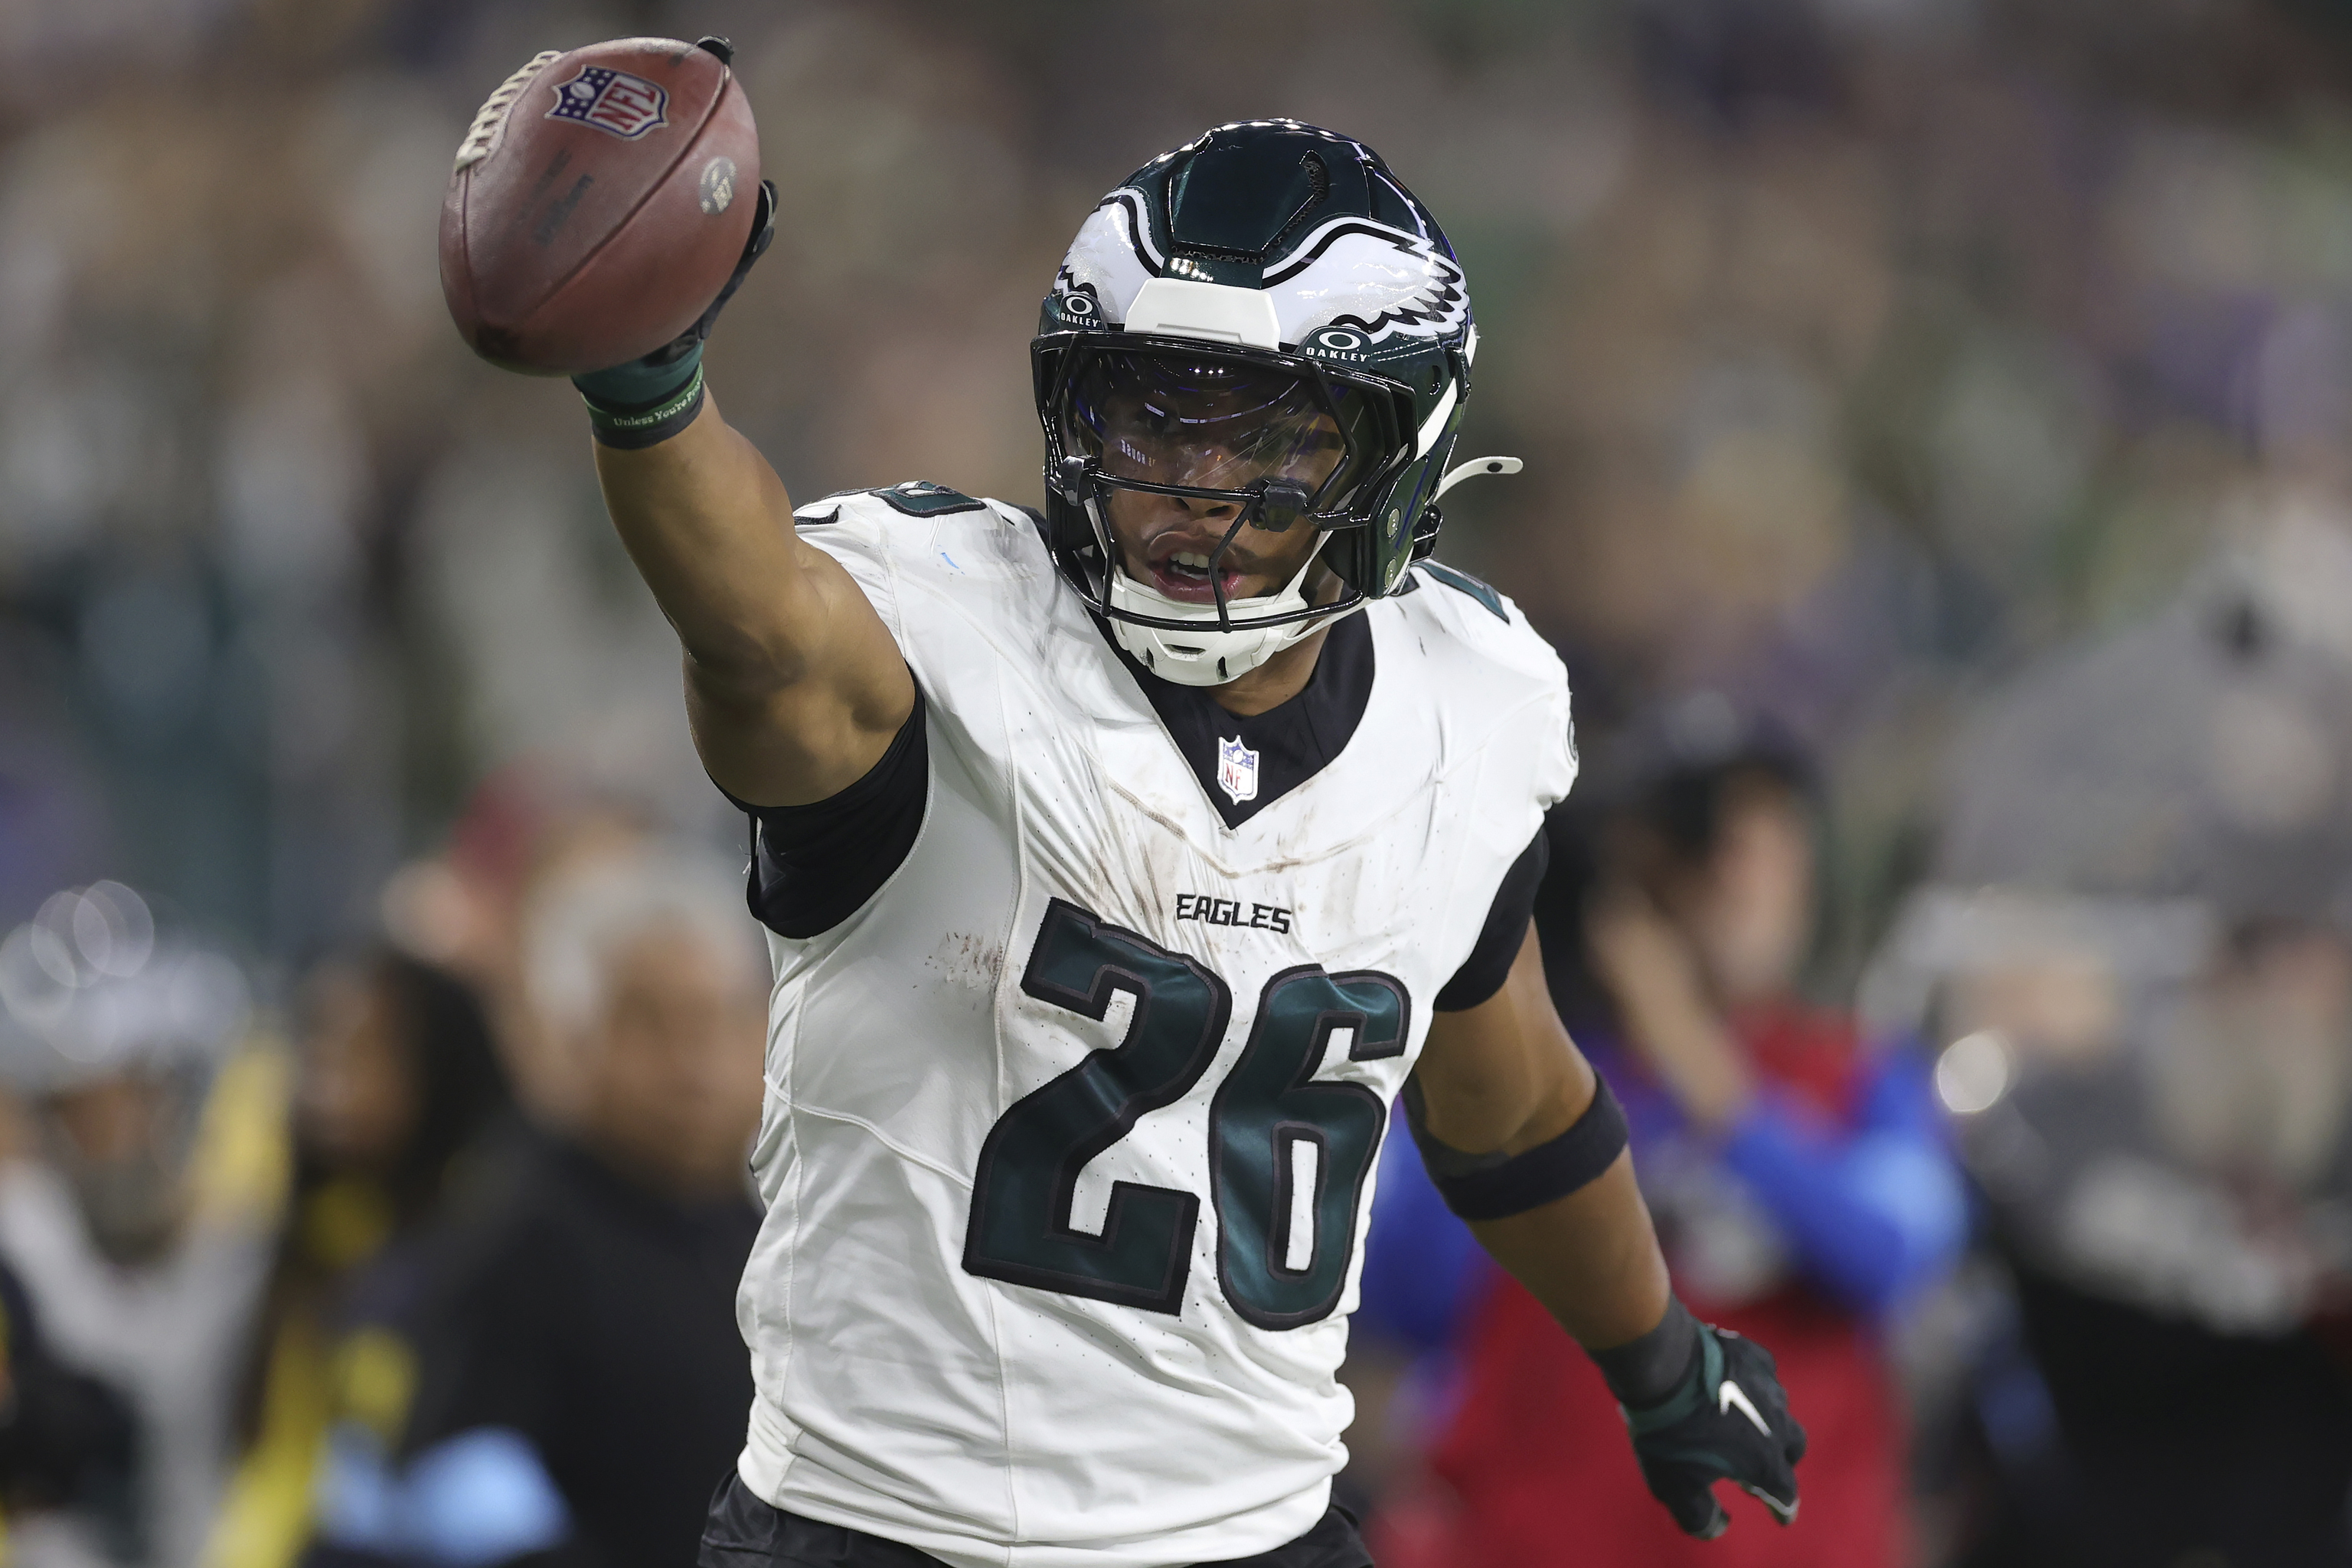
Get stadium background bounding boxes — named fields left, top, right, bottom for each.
left=8, top=0, right=2344, bottom=962
left=4, top=1, right=2352, bottom=1565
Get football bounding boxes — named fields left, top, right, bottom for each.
left=439, top=37, right=760, bottom=374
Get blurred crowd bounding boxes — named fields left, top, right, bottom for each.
left=3, top=0, right=2352, bottom=1564
left=0, top=825, right=771, bottom=1568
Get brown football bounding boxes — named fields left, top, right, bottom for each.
left=439, top=37, right=760, bottom=374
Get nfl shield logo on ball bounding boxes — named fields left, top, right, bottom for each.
left=544, top=66, right=668, bottom=139
left=1215, top=737, right=1259, bottom=805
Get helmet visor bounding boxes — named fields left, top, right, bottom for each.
left=1057, top=345, right=1393, bottom=518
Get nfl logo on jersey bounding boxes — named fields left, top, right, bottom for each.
left=544, top=66, right=668, bottom=139
left=1215, top=735, right=1259, bottom=805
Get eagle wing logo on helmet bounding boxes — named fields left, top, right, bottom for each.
left=1050, top=188, right=1159, bottom=328
left=1265, top=217, right=1469, bottom=346
left=1046, top=193, right=1468, bottom=351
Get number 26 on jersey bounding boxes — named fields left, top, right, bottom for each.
left=962, top=899, right=1407, bottom=1330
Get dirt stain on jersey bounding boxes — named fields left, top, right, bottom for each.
left=924, top=931, right=1004, bottom=994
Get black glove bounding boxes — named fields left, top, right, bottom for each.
left=571, top=175, right=778, bottom=447
left=1622, top=1318, right=1806, bottom=1538
left=656, top=172, right=778, bottom=363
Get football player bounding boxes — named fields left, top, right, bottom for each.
left=543, top=119, right=1805, bottom=1566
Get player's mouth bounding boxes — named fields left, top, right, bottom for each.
left=1148, top=547, right=1252, bottom=605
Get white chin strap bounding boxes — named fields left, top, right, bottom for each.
left=1106, top=554, right=1349, bottom=687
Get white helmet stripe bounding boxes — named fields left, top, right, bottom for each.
left=1416, top=377, right=1459, bottom=458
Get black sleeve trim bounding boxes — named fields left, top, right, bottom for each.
left=728, top=687, right=929, bottom=939
left=1432, top=829, right=1549, bottom=1011
left=1405, top=1073, right=1630, bottom=1220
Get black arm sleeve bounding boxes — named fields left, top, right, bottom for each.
left=1432, top=828, right=1550, bottom=1011
left=729, top=686, right=929, bottom=939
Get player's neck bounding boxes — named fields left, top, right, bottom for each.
left=1207, top=623, right=1333, bottom=717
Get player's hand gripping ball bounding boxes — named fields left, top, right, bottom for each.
left=440, top=36, right=762, bottom=374
left=1625, top=1322, right=1807, bottom=1539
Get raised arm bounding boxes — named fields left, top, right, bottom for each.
left=1412, top=926, right=1807, bottom=1539
left=570, top=188, right=912, bottom=808
left=591, top=402, right=913, bottom=806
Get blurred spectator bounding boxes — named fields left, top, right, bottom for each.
left=0, top=884, right=274, bottom=1568
left=0, top=1251, right=139, bottom=1557
left=1355, top=704, right=1965, bottom=1566
left=1872, top=529, right=2352, bottom=1568
left=300, top=849, right=766, bottom=1568
left=207, top=947, right=514, bottom=1568
left=377, top=765, right=694, bottom=1138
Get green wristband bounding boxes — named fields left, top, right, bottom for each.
left=572, top=338, right=702, bottom=407
left=578, top=359, right=705, bottom=446
left=573, top=335, right=707, bottom=449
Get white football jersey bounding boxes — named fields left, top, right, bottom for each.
left=735, top=485, right=1577, bottom=1567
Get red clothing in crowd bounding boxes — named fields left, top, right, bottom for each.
left=1393, top=1005, right=1939, bottom=1568
left=1426, top=1276, right=1901, bottom=1567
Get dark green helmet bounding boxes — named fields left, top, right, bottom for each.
left=1031, top=120, right=1476, bottom=681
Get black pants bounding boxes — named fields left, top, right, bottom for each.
left=700, top=1475, right=1374, bottom=1567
